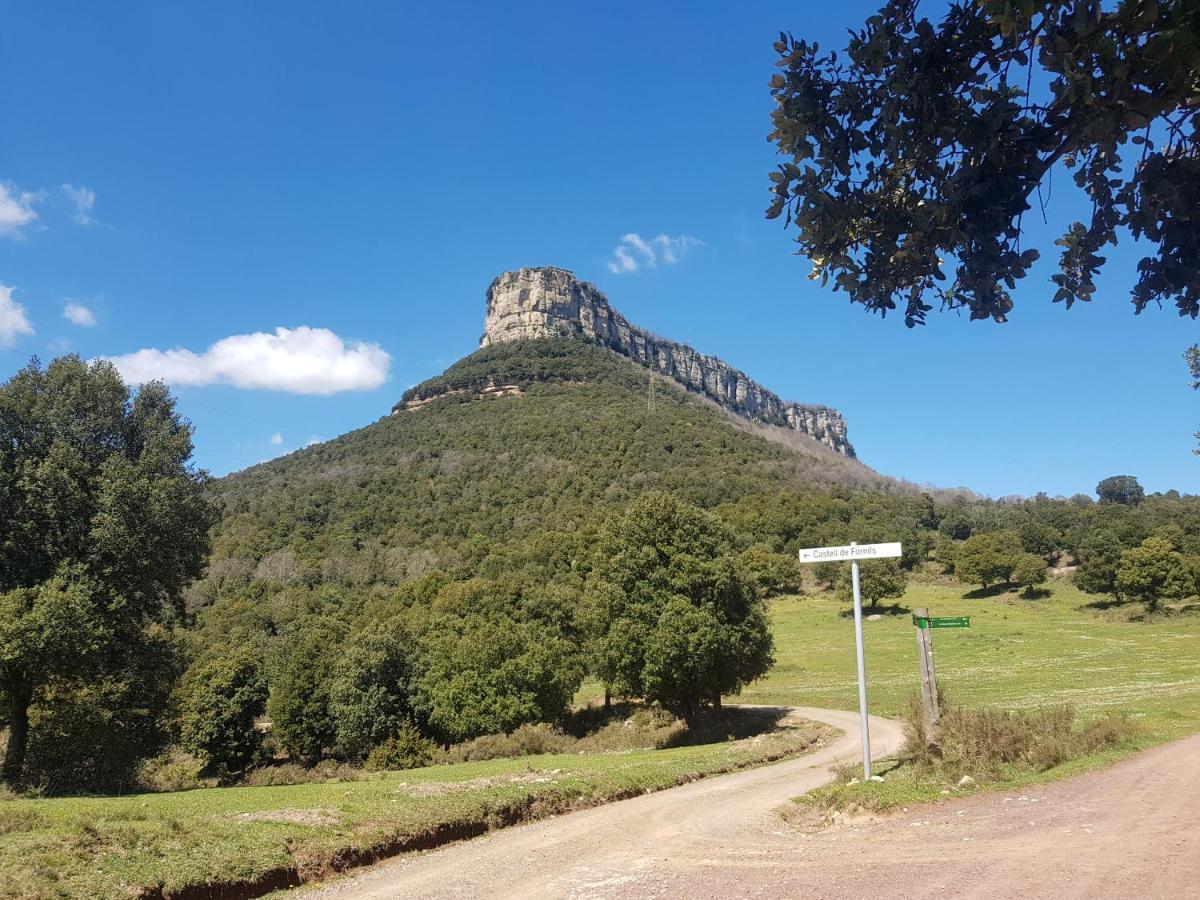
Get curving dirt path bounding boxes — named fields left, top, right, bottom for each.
left=299, top=713, right=1200, bottom=899
left=299, top=706, right=903, bottom=899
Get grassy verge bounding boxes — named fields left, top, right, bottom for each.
left=747, top=578, right=1200, bottom=819
left=0, top=715, right=830, bottom=900
left=789, top=700, right=1142, bottom=823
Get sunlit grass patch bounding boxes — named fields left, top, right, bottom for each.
left=0, top=714, right=830, bottom=900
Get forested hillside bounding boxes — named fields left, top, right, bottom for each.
left=201, top=338, right=888, bottom=608
left=6, top=345, right=1198, bottom=792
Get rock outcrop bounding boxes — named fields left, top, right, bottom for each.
left=479, top=266, right=854, bottom=457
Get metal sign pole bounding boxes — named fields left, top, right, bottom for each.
left=796, top=540, right=898, bottom=782
left=850, top=545, right=871, bottom=780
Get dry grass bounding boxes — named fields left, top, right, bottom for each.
left=904, top=695, right=1140, bottom=778
left=793, top=694, right=1141, bottom=822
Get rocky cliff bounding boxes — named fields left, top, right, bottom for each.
left=478, top=267, right=854, bottom=457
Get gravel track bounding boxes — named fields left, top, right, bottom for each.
left=298, top=707, right=903, bottom=899
left=298, top=712, right=1200, bottom=899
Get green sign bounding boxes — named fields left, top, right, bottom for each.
left=912, top=615, right=970, bottom=629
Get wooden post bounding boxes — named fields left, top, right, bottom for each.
left=913, top=607, right=940, bottom=744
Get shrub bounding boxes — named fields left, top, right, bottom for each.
left=241, top=760, right=364, bottom=786
left=955, top=531, right=1023, bottom=589
left=365, top=722, right=436, bottom=771
left=135, top=749, right=215, bottom=793
left=1012, top=554, right=1048, bottom=595
left=440, top=723, right=570, bottom=763
left=329, top=618, right=416, bottom=760
left=179, top=649, right=267, bottom=773
left=903, top=696, right=1139, bottom=777
left=833, top=558, right=908, bottom=608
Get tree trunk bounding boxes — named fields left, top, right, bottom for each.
left=711, top=692, right=722, bottom=710
left=603, top=687, right=611, bottom=711
left=2, top=682, right=33, bottom=785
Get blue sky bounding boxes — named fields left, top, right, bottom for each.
left=0, top=1, right=1195, bottom=497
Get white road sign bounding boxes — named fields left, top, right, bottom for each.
left=795, top=539, right=903, bottom=781
left=797, top=542, right=902, bottom=563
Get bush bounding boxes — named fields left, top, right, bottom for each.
left=833, top=558, right=908, bottom=608
left=329, top=618, right=416, bottom=760
left=955, top=531, right=1023, bottom=589
left=903, top=696, right=1139, bottom=777
left=1012, top=554, right=1048, bottom=595
left=241, top=760, right=364, bottom=786
left=440, top=722, right=571, bottom=763
left=811, top=560, right=842, bottom=589
left=365, top=722, right=436, bottom=771
left=136, top=749, right=215, bottom=793
left=179, top=649, right=267, bottom=773
left=930, top=536, right=958, bottom=574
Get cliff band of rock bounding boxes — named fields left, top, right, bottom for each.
left=478, top=266, right=854, bottom=457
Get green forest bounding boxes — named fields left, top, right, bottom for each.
left=3, top=342, right=1199, bottom=793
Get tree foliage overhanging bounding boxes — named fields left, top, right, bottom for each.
left=767, top=0, right=1200, bottom=325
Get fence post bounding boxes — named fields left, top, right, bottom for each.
left=913, top=607, right=940, bottom=744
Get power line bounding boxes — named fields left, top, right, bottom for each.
left=192, top=450, right=263, bottom=467
left=175, top=398, right=329, bottom=440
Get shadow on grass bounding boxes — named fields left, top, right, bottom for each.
left=838, top=602, right=911, bottom=619
left=562, top=702, right=790, bottom=750
left=660, top=705, right=792, bottom=749
left=1077, top=595, right=1132, bottom=611
left=1018, top=587, right=1053, bottom=600
left=962, top=584, right=1016, bottom=600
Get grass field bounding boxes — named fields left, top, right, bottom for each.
left=746, top=578, right=1200, bottom=739
left=748, top=576, right=1200, bottom=816
left=4, top=576, right=1199, bottom=898
left=0, top=715, right=827, bottom=899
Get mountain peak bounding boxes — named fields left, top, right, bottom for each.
left=478, top=267, right=855, bottom=457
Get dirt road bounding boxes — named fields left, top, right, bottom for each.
left=300, top=715, right=1200, bottom=899
left=299, top=707, right=903, bottom=899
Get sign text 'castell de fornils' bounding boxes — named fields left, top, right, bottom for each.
left=796, top=542, right=902, bottom=564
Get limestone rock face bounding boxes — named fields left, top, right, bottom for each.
left=480, top=267, right=855, bottom=457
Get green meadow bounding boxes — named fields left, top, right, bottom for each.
left=0, top=717, right=827, bottom=900
left=746, top=578, right=1200, bottom=739
left=4, top=575, right=1199, bottom=899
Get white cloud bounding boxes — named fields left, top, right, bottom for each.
left=605, top=232, right=705, bottom=274
left=0, top=284, right=35, bottom=346
left=0, top=183, right=39, bottom=238
left=62, top=184, right=97, bottom=226
left=269, top=432, right=284, bottom=446
left=63, top=300, right=97, bottom=327
left=103, top=326, right=391, bottom=395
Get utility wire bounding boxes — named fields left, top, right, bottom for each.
left=173, top=398, right=330, bottom=441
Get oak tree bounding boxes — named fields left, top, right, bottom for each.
left=768, top=0, right=1200, bottom=325
left=0, top=356, right=215, bottom=783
